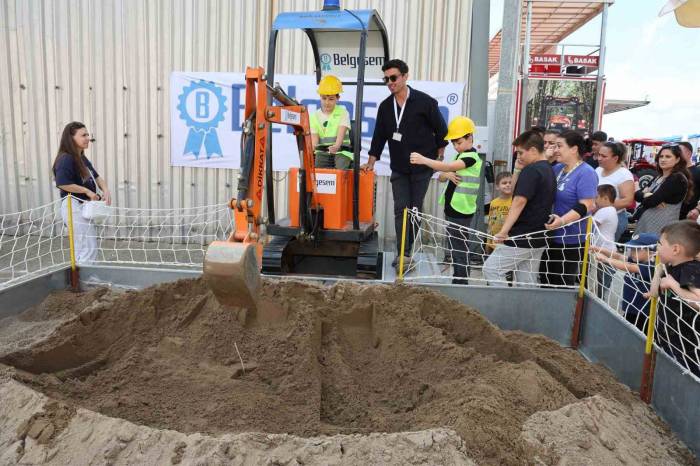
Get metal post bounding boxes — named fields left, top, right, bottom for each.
left=518, top=0, right=533, bottom=134
left=592, top=2, right=609, bottom=131
left=468, top=0, right=490, bottom=126
left=66, top=195, right=79, bottom=291
left=492, top=0, right=523, bottom=167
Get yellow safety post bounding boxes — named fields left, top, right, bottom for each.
left=66, top=195, right=79, bottom=290
left=398, top=208, right=408, bottom=280
left=640, top=254, right=662, bottom=403
left=571, top=216, right=593, bottom=349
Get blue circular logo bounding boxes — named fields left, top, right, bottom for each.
left=321, top=53, right=332, bottom=64
left=447, top=93, right=459, bottom=105
left=176, top=80, right=227, bottom=159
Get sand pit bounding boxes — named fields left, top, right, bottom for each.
left=0, top=278, right=696, bottom=465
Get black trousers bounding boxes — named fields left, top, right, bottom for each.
left=539, top=242, right=584, bottom=287
left=391, top=171, right=432, bottom=254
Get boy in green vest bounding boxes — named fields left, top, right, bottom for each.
left=410, top=116, right=482, bottom=284
left=310, top=75, right=354, bottom=169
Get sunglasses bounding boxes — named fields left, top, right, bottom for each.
left=382, top=74, right=403, bottom=84
left=661, top=143, right=678, bottom=148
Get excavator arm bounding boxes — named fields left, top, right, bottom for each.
left=203, top=66, right=319, bottom=312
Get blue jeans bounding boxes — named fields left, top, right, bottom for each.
left=615, top=210, right=628, bottom=242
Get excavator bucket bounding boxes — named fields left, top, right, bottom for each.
left=203, top=241, right=261, bottom=311
left=203, top=241, right=288, bottom=325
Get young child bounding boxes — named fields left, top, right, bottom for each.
left=486, top=172, right=513, bottom=253
left=593, top=233, right=657, bottom=333
left=409, top=116, right=481, bottom=284
left=310, top=75, right=353, bottom=169
left=655, top=220, right=700, bottom=375
left=593, top=184, right=618, bottom=251
left=593, top=184, right=619, bottom=298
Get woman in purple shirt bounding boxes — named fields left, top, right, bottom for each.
left=540, top=130, right=598, bottom=286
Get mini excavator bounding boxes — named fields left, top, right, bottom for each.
left=203, top=3, right=390, bottom=313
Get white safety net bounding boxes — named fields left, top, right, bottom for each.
left=90, top=202, right=233, bottom=267
left=0, top=200, right=69, bottom=289
left=587, top=224, right=700, bottom=380
left=400, top=209, right=588, bottom=289
left=0, top=198, right=233, bottom=290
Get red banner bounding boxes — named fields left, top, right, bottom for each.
left=529, top=54, right=561, bottom=65
left=564, top=55, right=599, bottom=67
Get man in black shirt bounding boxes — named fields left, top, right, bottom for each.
left=483, top=130, right=556, bottom=286
left=361, top=59, right=448, bottom=264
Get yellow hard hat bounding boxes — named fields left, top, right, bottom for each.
left=444, top=116, right=476, bottom=141
left=317, top=75, right=343, bottom=95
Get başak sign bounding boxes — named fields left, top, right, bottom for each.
left=529, top=54, right=599, bottom=75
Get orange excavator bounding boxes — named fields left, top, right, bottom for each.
left=203, top=3, right=389, bottom=314
left=203, top=67, right=379, bottom=313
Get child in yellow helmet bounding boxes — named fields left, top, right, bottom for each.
left=310, top=75, right=354, bottom=169
left=410, top=116, right=482, bottom=284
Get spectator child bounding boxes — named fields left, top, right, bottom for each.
left=655, top=220, right=700, bottom=375
left=593, top=233, right=658, bottom=333
left=593, top=184, right=618, bottom=251
left=592, top=184, right=619, bottom=298
left=483, top=130, right=555, bottom=286
left=486, top=172, right=513, bottom=253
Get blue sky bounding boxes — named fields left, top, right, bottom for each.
left=489, top=0, right=700, bottom=139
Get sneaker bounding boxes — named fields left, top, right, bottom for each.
left=392, top=255, right=411, bottom=269
left=452, top=277, right=469, bottom=285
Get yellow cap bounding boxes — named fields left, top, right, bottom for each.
left=317, top=75, right=343, bottom=95
left=444, top=116, right=476, bottom=141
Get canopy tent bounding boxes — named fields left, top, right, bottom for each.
left=659, top=0, right=700, bottom=27
left=488, top=1, right=611, bottom=77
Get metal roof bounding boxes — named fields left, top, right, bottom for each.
left=603, top=99, right=650, bottom=114
left=488, top=1, right=610, bottom=77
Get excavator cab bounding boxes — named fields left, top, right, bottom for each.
left=204, top=1, right=390, bottom=314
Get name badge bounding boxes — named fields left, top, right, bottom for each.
left=392, top=132, right=402, bottom=142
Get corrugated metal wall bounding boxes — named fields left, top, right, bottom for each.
left=0, top=0, right=472, bottom=248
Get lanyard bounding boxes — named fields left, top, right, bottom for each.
left=393, top=87, right=410, bottom=130
left=556, top=161, right=582, bottom=187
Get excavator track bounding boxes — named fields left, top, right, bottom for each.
left=261, top=233, right=380, bottom=279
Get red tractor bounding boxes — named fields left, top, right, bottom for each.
left=536, top=96, right=589, bottom=133
left=622, top=138, right=664, bottom=190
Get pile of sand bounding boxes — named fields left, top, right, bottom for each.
left=0, top=279, right=695, bottom=465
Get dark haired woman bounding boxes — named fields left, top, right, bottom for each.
left=53, top=122, right=111, bottom=263
left=634, top=144, right=693, bottom=235
left=541, top=130, right=598, bottom=286
left=596, top=141, right=635, bottom=240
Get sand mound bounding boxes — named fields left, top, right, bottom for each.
left=523, top=395, right=695, bottom=465
left=0, top=278, right=695, bottom=465
left=0, top=380, right=473, bottom=465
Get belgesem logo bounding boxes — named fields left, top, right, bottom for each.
left=322, top=53, right=384, bottom=69
left=320, top=53, right=332, bottom=71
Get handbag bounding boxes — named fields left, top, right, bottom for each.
left=81, top=170, right=111, bottom=223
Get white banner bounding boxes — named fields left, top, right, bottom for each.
left=170, top=72, right=466, bottom=176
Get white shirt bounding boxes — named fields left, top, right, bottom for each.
left=593, top=205, right=618, bottom=251
left=595, top=166, right=634, bottom=212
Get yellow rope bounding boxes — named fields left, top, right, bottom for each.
left=577, top=216, right=593, bottom=299
left=398, top=208, right=408, bottom=279
left=645, top=254, right=662, bottom=355
left=66, top=196, right=77, bottom=272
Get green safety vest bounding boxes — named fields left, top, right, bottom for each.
left=439, top=150, right=482, bottom=215
left=309, top=106, right=353, bottom=160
